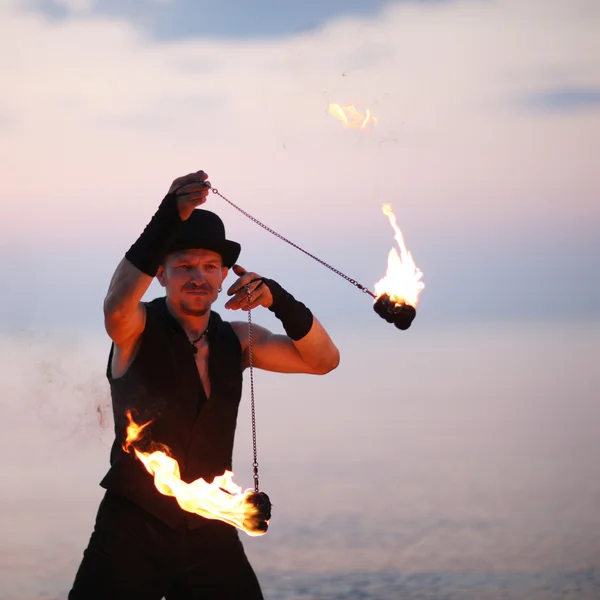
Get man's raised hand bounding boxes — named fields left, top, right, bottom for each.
left=168, top=170, right=211, bottom=221
left=225, top=265, right=274, bottom=311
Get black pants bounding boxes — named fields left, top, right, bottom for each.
left=68, top=491, right=264, bottom=600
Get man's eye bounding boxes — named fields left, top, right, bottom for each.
left=206, top=264, right=217, bottom=271
left=178, top=264, right=192, bottom=270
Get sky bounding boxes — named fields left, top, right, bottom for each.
left=0, top=0, right=599, bottom=332
left=1, top=2, right=599, bottom=595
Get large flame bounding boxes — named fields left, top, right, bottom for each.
left=374, top=204, right=424, bottom=307
left=123, top=410, right=267, bottom=536
left=328, top=103, right=377, bottom=129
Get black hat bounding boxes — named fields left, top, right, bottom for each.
left=167, top=209, right=241, bottom=268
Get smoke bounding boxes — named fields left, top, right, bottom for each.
left=0, top=328, right=114, bottom=454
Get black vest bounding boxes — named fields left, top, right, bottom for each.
left=99, top=297, right=244, bottom=528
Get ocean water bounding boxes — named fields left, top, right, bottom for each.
left=1, top=319, right=598, bottom=599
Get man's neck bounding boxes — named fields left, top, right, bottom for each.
left=165, top=297, right=211, bottom=339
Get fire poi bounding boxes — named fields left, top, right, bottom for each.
left=123, top=410, right=271, bottom=537
left=125, top=108, right=424, bottom=538
left=203, top=187, right=425, bottom=330
left=125, top=188, right=423, bottom=537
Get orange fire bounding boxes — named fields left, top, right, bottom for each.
left=328, top=103, right=377, bottom=129
left=123, top=410, right=268, bottom=536
left=374, top=204, right=424, bottom=307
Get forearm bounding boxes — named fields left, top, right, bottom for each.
left=290, top=315, right=340, bottom=373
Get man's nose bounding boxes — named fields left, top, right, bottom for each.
left=189, top=268, right=206, bottom=283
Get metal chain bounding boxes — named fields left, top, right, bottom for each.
left=221, top=185, right=376, bottom=495
left=212, top=187, right=376, bottom=299
left=245, top=284, right=260, bottom=493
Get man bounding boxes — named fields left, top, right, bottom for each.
left=68, top=170, right=340, bottom=599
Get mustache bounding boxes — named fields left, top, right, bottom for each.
left=182, top=283, right=214, bottom=292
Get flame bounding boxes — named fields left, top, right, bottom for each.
left=123, top=411, right=151, bottom=450
left=374, top=204, right=424, bottom=307
left=122, top=410, right=267, bottom=536
left=328, top=103, right=377, bottom=129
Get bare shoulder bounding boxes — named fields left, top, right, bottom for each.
left=229, top=321, right=247, bottom=336
left=229, top=320, right=247, bottom=343
left=230, top=320, right=275, bottom=350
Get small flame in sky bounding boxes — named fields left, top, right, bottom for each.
left=328, top=103, right=378, bottom=129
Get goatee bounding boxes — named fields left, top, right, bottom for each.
left=180, top=303, right=209, bottom=317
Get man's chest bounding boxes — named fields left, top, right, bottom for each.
left=193, top=346, right=211, bottom=399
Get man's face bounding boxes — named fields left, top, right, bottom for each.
left=157, top=249, right=228, bottom=317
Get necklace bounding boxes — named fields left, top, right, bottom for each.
left=190, top=327, right=209, bottom=354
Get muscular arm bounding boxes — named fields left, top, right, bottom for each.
left=103, top=258, right=150, bottom=346
left=102, top=170, right=211, bottom=375
left=226, top=265, right=340, bottom=375
left=231, top=317, right=340, bottom=375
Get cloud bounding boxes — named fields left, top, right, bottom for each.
left=32, top=0, right=404, bottom=40
left=524, top=87, right=600, bottom=111
left=53, top=0, right=95, bottom=14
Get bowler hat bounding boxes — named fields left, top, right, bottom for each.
left=167, top=209, right=241, bottom=268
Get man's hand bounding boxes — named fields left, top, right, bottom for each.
left=168, top=170, right=211, bottom=221
left=225, top=265, right=274, bottom=311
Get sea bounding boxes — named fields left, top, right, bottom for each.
left=0, top=319, right=598, bottom=599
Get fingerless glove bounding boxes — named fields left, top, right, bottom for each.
left=261, top=278, right=313, bottom=341
left=125, top=193, right=182, bottom=276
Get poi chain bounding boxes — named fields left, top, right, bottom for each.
left=211, top=186, right=377, bottom=299
left=244, top=283, right=260, bottom=493
left=209, top=182, right=418, bottom=333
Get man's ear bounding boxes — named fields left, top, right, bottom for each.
left=221, top=266, right=229, bottom=280
left=156, top=264, right=167, bottom=288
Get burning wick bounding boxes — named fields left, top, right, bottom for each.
left=373, top=295, right=416, bottom=330
left=373, top=204, right=424, bottom=330
left=122, top=410, right=271, bottom=536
